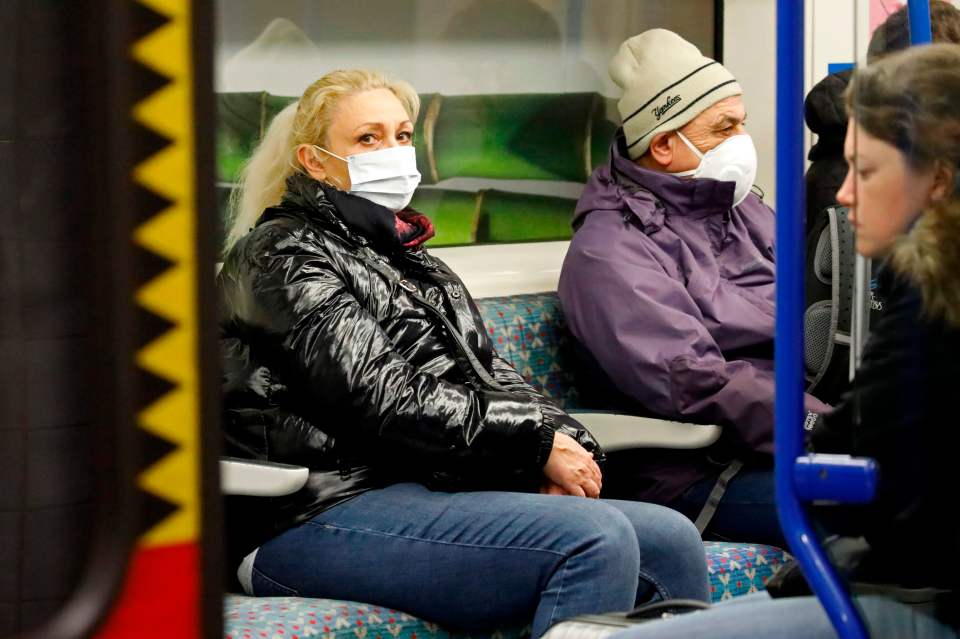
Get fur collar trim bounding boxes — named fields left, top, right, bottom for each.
left=892, top=203, right=960, bottom=328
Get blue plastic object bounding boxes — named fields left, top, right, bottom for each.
left=775, top=1, right=872, bottom=637
left=794, top=454, right=879, bottom=504
left=909, top=0, right=933, bottom=45
left=827, top=62, right=855, bottom=75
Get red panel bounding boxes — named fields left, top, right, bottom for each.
left=96, top=542, right=200, bottom=638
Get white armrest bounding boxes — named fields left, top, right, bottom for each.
left=221, top=457, right=309, bottom=496
left=569, top=412, right=722, bottom=451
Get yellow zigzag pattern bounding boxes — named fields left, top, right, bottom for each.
left=131, top=0, right=199, bottom=547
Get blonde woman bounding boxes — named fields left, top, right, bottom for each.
left=218, top=69, right=708, bottom=638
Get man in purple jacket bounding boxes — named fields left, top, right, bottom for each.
left=559, top=29, right=830, bottom=546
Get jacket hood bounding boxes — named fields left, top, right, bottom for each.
left=805, top=69, right=853, bottom=162
left=573, top=132, right=737, bottom=229
left=892, top=204, right=960, bottom=328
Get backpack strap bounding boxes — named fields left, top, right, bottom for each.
left=693, top=459, right=745, bottom=535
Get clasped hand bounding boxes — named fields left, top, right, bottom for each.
left=541, top=431, right=603, bottom=498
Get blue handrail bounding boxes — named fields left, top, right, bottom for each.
left=909, top=0, right=933, bottom=45
left=776, top=1, right=933, bottom=637
left=774, top=1, right=870, bottom=638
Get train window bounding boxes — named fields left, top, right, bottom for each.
left=213, top=0, right=718, bottom=249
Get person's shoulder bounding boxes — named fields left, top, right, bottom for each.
left=230, top=211, right=336, bottom=271
left=574, top=166, right=623, bottom=216
left=242, top=215, right=291, bottom=244
left=576, top=174, right=662, bottom=230
left=563, top=211, right=666, bottom=285
left=569, top=202, right=657, bottom=246
left=738, top=190, right=775, bottom=215
left=865, top=264, right=930, bottom=348
left=876, top=263, right=923, bottom=312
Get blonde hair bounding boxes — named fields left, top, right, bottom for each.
left=223, top=69, right=420, bottom=255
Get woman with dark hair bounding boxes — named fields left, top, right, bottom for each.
left=586, top=42, right=960, bottom=639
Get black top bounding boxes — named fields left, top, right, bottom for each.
left=804, top=69, right=853, bottom=236
left=811, top=263, right=960, bottom=590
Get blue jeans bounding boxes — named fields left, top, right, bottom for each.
left=670, top=467, right=785, bottom=548
left=606, top=592, right=957, bottom=639
left=250, top=483, right=709, bottom=638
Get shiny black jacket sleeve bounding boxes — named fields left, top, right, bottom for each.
left=220, top=336, right=337, bottom=465
left=488, top=352, right=604, bottom=459
left=241, top=226, right=557, bottom=478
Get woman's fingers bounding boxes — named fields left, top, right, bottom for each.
left=589, top=459, right=603, bottom=483
left=578, top=459, right=603, bottom=490
left=540, top=481, right=567, bottom=496
left=565, top=469, right=600, bottom=498
left=543, top=432, right=604, bottom=498
left=563, top=482, right=587, bottom=498
left=580, top=478, right=601, bottom=499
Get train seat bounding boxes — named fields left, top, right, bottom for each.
left=222, top=538, right=787, bottom=639
left=221, top=542, right=789, bottom=639
left=804, top=205, right=857, bottom=405
left=221, top=249, right=791, bottom=637
left=223, top=595, right=531, bottom=639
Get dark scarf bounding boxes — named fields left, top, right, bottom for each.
left=320, top=182, right=435, bottom=252
left=275, top=173, right=436, bottom=253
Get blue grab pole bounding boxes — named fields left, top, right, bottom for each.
left=774, top=2, right=870, bottom=638
left=909, top=0, right=933, bottom=45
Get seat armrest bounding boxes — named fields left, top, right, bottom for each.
left=569, top=413, right=722, bottom=451
left=221, top=456, right=309, bottom=496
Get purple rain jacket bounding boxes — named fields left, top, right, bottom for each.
left=559, top=137, right=831, bottom=503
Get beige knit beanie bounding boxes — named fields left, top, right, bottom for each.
left=610, top=29, right=742, bottom=159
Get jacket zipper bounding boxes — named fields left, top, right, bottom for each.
left=395, top=278, right=504, bottom=392
left=359, top=253, right=503, bottom=392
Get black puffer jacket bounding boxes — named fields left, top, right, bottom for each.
left=219, top=174, right=600, bottom=560
left=811, top=260, right=960, bottom=591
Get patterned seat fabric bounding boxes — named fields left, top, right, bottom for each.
left=223, top=596, right=530, bottom=639
left=474, top=293, right=583, bottom=409
left=704, top=542, right=791, bottom=601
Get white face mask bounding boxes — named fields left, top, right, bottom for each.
left=673, top=131, right=758, bottom=207
left=313, top=145, right=422, bottom=212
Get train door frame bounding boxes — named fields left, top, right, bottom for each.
left=16, top=2, right=222, bottom=638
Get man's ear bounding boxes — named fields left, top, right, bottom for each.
left=646, top=132, right=675, bottom=168
left=296, top=144, right=327, bottom=182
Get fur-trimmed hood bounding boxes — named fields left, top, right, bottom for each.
left=892, top=203, right=960, bottom=328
